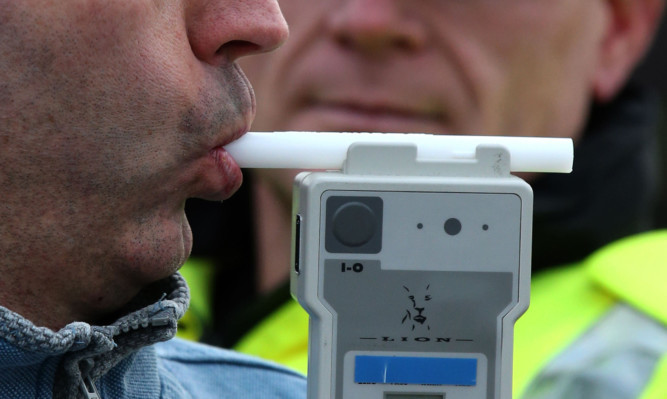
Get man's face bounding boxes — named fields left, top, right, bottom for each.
left=0, top=1, right=287, bottom=309
left=241, top=0, right=608, bottom=141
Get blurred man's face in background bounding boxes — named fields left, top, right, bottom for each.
left=241, top=0, right=611, bottom=142
left=236, top=0, right=662, bottom=296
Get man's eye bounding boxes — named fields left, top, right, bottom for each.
left=425, top=295, right=432, bottom=301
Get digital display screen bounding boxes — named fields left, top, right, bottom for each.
left=355, top=355, right=477, bottom=386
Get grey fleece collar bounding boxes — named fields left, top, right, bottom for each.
left=0, top=273, right=189, bottom=398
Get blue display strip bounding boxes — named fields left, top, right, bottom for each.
left=354, top=355, right=477, bottom=386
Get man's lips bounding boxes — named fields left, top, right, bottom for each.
left=202, top=145, right=243, bottom=201
left=181, top=62, right=255, bottom=202
left=188, top=124, right=249, bottom=202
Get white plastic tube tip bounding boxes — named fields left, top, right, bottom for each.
left=225, top=132, right=573, bottom=173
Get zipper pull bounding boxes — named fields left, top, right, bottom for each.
left=80, top=375, right=102, bottom=399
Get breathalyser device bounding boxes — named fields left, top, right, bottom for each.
left=227, top=132, right=573, bottom=399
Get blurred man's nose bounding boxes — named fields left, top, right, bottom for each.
left=187, top=0, right=289, bottom=66
left=326, top=0, right=427, bottom=56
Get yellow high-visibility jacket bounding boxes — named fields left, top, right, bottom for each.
left=184, top=230, right=667, bottom=398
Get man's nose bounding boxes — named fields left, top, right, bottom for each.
left=187, top=0, right=289, bottom=66
left=326, top=0, right=427, bottom=56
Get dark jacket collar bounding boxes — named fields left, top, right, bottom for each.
left=531, top=85, right=661, bottom=271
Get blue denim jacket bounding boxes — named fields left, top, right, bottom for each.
left=0, top=273, right=306, bottom=398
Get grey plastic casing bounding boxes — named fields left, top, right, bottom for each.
left=291, top=143, right=533, bottom=399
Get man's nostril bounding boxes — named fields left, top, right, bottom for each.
left=216, top=40, right=261, bottom=59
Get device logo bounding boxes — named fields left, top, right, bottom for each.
left=358, top=283, right=473, bottom=344
left=402, top=285, right=432, bottom=331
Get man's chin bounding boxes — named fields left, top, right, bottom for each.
left=180, top=210, right=194, bottom=263
left=120, top=213, right=193, bottom=284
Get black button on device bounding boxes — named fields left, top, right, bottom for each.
left=333, top=202, right=375, bottom=246
left=325, top=196, right=383, bottom=254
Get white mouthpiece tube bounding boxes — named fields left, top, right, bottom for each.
left=225, top=132, right=573, bottom=173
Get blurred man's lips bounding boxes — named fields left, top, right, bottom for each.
left=297, top=101, right=447, bottom=132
